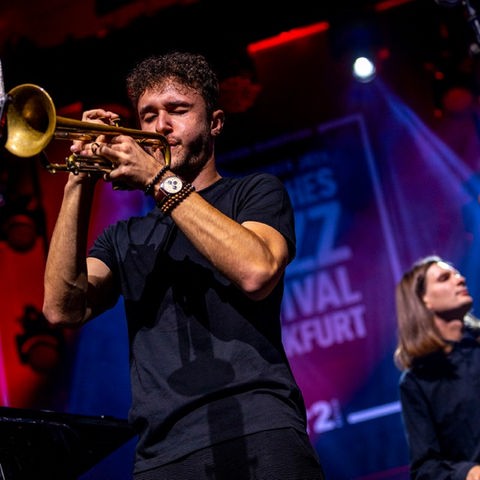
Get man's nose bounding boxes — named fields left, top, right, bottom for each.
left=155, top=112, right=172, bottom=133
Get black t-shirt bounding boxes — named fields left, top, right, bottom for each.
left=399, top=334, right=480, bottom=479
left=89, top=173, right=307, bottom=474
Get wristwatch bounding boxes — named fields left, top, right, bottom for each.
left=160, top=176, right=183, bottom=194
left=154, top=175, right=184, bottom=206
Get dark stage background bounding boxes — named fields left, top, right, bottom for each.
left=1, top=1, right=480, bottom=479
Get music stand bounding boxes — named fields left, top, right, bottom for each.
left=0, top=406, right=136, bottom=480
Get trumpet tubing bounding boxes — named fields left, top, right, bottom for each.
left=3, top=83, right=170, bottom=173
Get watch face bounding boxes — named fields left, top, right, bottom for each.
left=161, top=176, right=183, bottom=194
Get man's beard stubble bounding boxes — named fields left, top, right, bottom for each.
left=172, top=132, right=213, bottom=182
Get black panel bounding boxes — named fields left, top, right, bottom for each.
left=0, top=407, right=136, bottom=480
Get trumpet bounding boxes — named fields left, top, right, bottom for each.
left=2, top=83, right=170, bottom=174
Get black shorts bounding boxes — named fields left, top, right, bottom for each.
left=134, top=427, right=325, bottom=480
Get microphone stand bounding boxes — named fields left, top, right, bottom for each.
left=0, top=60, right=8, bottom=146
left=461, top=0, right=480, bottom=54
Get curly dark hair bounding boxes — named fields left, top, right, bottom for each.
left=126, top=51, right=220, bottom=119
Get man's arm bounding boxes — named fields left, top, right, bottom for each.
left=42, top=175, right=118, bottom=327
left=170, top=193, right=291, bottom=301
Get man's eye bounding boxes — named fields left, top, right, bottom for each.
left=170, top=107, right=188, bottom=115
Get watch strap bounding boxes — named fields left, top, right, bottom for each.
left=153, top=175, right=181, bottom=205
left=158, top=182, right=195, bottom=214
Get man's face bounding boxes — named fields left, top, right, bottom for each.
left=137, top=81, right=213, bottom=177
left=422, top=261, right=473, bottom=340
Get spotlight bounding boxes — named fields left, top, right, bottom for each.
left=328, top=11, right=383, bottom=83
left=352, top=56, right=376, bottom=83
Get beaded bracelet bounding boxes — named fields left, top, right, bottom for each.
left=144, top=165, right=170, bottom=196
left=159, top=183, right=195, bottom=215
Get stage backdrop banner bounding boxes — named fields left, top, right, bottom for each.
left=70, top=81, right=477, bottom=480
left=220, top=114, right=409, bottom=479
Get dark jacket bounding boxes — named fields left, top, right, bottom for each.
left=399, top=333, right=480, bottom=480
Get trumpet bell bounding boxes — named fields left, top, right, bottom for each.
left=3, top=82, right=171, bottom=174
left=5, top=83, right=56, bottom=158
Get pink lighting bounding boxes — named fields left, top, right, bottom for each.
left=247, top=21, right=329, bottom=54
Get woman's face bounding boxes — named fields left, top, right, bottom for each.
left=422, top=261, right=473, bottom=341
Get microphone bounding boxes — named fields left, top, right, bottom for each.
left=464, top=311, right=480, bottom=333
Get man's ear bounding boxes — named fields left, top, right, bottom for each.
left=422, top=295, right=431, bottom=310
left=211, top=109, right=225, bottom=137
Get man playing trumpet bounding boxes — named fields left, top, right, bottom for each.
left=42, top=51, right=325, bottom=480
